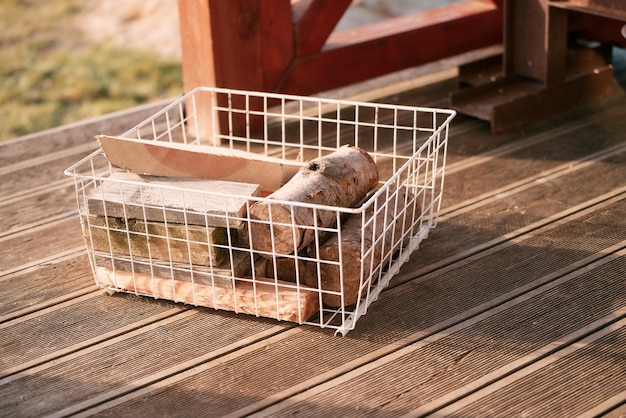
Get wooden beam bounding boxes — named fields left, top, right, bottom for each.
left=294, top=0, right=353, bottom=56
left=568, top=10, right=626, bottom=47
left=86, top=171, right=261, bottom=229
left=277, top=0, right=503, bottom=95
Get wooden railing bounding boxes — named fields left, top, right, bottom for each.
left=176, top=0, right=505, bottom=96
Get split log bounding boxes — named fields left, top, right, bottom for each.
left=96, top=266, right=320, bottom=323
left=248, top=146, right=379, bottom=257
left=83, top=213, right=228, bottom=266
left=97, top=135, right=304, bottom=193
left=303, top=185, right=421, bottom=307
left=87, top=171, right=260, bottom=229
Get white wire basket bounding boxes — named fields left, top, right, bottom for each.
left=65, top=86, right=455, bottom=335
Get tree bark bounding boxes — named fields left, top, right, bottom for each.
left=303, top=184, right=421, bottom=307
left=248, top=146, right=379, bottom=257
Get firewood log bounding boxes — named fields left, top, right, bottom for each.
left=248, top=146, right=379, bottom=257
left=303, top=184, right=421, bottom=307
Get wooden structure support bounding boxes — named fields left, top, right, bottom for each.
left=176, top=0, right=505, bottom=97
left=451, top=0, right=626, bottom=133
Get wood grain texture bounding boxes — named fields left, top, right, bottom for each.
left=96, top=266, right=320, bottom=323
left=293, top=0, right=352, bottom=55
left=93, top=250, right=253, bottom=285
left=86, top=171, right=260, bottom=229
left=248, top=146, right=379, bottom=257
left=82, top=213, right=228, bottom=267
left=304, top=184, right=421, bottom=307
left=97, top=135, right=304, bottom=193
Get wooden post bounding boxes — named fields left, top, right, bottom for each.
left=503, top=0, right=568, bottom=86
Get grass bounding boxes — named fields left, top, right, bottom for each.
left=0, top=0, right=182, bottom=142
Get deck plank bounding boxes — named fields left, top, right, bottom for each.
left=438, top=316, right=626, bottom=417
left=0, top=218, right=83, bottom=273
left=393, top=151, right=626, bottom=281
left=0, top=99, right=172, bottom=168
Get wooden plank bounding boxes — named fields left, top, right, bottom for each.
left=568, top=10, right=626, bottom=47
left=97, top=135, right=303, bottom=193
left=0, top=292, right=177, bottom=371
left=277, top=0, right=503, bottom=95
left=82, top=214, right=228, bottom=267
left=0, top=218, right=84, bottom=273
left=258, top=0, right=294, bottom=90
left=0, top=311, right=286, bottom=418
left=96, top=266, right=320, bottom=323
left=0, top=253, right=93, bottom=318
left=1, top=151, right=104, bottom=199
left=0, top=183, right=76, bottom=236
left=0, top=99, right=172, bottom=168
left=93, top=249, right=253, bottom=284
left=293, top=0, right=353, bottom=56
left=86, top=171, right=260, bottom=229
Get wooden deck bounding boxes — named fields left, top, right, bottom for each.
left=1, top=51, right=626, bottom=417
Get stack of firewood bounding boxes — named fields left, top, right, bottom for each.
left=84, top=135, right=419, bottom=323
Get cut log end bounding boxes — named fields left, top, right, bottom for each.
left=248, top=146, right=379, bottom=257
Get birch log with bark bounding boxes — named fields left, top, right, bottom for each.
left=303, top=185, right=421, bottom=307
left=247, top=146, right=379, bottom=257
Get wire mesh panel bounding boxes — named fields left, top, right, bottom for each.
left=65, top=87, right=455, bottom=335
